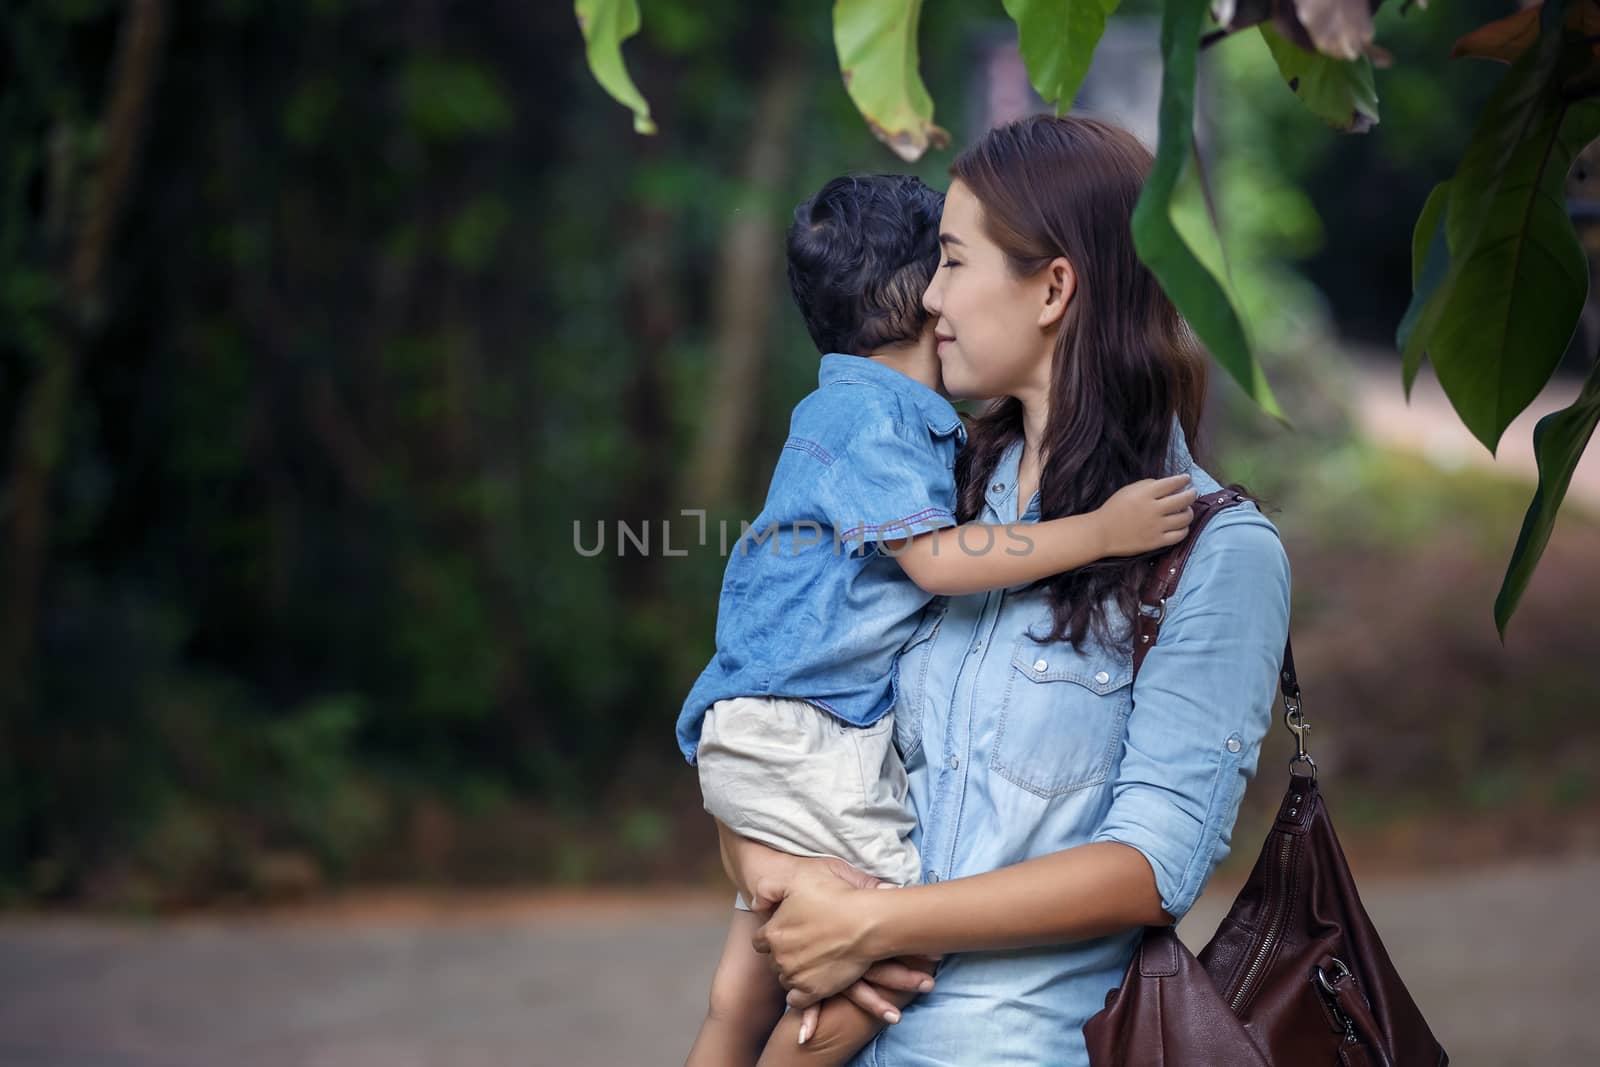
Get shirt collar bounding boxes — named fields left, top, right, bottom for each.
left=817, top=354, right=966, bottom=444
left=1164, top=414, right=1195, bottom=474
left=981, top=414, right=1195, bottom=521
left=984, top=437, right=1031, bottom=522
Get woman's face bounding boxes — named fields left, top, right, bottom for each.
left=922, top=180, right=1069, bottom=404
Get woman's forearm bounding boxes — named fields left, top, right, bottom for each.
left=861, top=842, right=1170, bottom=960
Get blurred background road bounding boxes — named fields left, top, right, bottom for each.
left=4, top=856, right=1597, bottom=1067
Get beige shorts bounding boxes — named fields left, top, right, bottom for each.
left=696, top=695, right=921, bottom=910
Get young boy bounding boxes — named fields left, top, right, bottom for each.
left=679, top=175, right=1195, bottom=1066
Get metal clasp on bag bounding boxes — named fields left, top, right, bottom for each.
left=1313, top=957, right=1353, bottom=997
left=1313, top=959, right=1359, bottom=1045
left=1283, top=677, right=1316, bottom=780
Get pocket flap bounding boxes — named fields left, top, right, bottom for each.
left=1010, top=644, right=1131, bottom=694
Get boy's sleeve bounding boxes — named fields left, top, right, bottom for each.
left=813, top=409, right=958, bottom=551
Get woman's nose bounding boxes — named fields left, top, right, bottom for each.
left=922, top=275, right=942, bottom=316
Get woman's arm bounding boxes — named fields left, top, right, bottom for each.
left=755, top=511, right=1292, bottom=1006
left=886, top=475, right=1196, bottom=596
left=751, top=842, right=1166, bottom=1006
left=854, top=841, right=1171, bottom=956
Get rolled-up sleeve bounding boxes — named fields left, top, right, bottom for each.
left=814, top=406, right=958, bottom=551
left=1091, top=508, right=1292, bottom=922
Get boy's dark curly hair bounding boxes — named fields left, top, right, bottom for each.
left=785, top=175, right=945, bottom=356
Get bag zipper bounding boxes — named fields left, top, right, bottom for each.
left=1228, top=831, right=1297, bottom=1013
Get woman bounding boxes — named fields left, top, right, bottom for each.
left=725, top=115, right=1292, bottom=1065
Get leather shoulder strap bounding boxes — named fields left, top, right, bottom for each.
left=1131, top=489, right=1299, bottom=709
left=1131, top=488, right=1247, bottom=679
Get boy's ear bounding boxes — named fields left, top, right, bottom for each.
left=1038, top=257, right=1076, bottom=329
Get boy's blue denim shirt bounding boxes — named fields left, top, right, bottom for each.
left=850, top=426, right=1293, bottom=1067
left=675, top=353, right=966, bottom=765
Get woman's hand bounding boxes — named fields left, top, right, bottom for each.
left=752, top=864, right=897, bottom=1010
left=754, top=856, right=940, bottom=1042
left=719, top=826, right=936, bottom=1035
left=715, top=820, right=801, bottom=904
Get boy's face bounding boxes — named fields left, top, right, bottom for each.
left=922, top=181, right=1061, bottom=405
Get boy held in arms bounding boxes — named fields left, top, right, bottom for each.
left=679, top=175, right=1196, bottom=1066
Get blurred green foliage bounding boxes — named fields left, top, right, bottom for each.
left=0, top=0, right=982, bottom=904
left=0, top=0, right=1588, bottom=905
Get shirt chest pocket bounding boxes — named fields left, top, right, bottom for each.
left=989, top=636, right=1133, bottom=799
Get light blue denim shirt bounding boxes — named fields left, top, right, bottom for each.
left=675, top=354, right=967, bottom=764
left=852, top=424, right=1292, bottom=1067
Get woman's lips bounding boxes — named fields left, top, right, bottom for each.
left=935, top=333, right=955, bottom=352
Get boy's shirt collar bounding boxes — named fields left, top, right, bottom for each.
left=817, top=353, right=966, bottom=445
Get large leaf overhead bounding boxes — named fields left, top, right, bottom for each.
left=1452, top=1, right=1600, bottom=64
left=1001, top=0, right=1123, bottom=113
left=1398, top=1, right=1598, bottom=453
left=574, top=0, right=657, bottom=134
left=1259, top=23, right=1379, bottom=132
left=1134, top=0, right=1284, bottom=419
left=1397, top=179, right=1450, bottom=389
left=1496, top=361, right=1600, bottom=637
left=1211, top=0, right=1384, bottom=129
left=834, top=0, right=950, bottom=162
left=1433, top=93, right=1599, bottom=452
left=1289, top=0, right=1377, bottom=61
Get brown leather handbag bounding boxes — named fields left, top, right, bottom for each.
left=1083, top=489, right=1448, bottom=1067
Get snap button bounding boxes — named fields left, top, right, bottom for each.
left=1033, top=658, right=1048, bottom=672
left=992, top=482, right=1005, bottom=492
left=1094, top=670, right=1110, bottom=685
left=927, top=871, right=940, bottom=883
left=1226, top=736, right=1242, bottom=753
left=947, top=755, right=959, bottom=770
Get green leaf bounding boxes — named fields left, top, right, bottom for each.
left=1258, top=23, right=1379, bottom=132
left=575, top=0, right=657, bottom=135
left=833, top=0, right=949, bottom=162
left=1001, top=0, right=1122, bottom=113
left=1397, top=4, right=1597, bottom=453
left=1435, top=59, right=1599, bottom=451
left=1132, top=0, right=1284, bottom=420
left=1495, top=359, right=1600, bottom=636
left=1452, top=1, right=1600, bottom=65
left=1397, top=180, right=1450, bottom=395
left=1436, top=111, right=1596, bottom=450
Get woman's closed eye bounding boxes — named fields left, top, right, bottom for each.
left=942, top=258, right=961, bottom=269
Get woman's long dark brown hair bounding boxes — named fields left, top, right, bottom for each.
left=951, top=115, right=1211, bottom=652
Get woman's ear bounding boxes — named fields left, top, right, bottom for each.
left=1038, top=256, right=1076, bottom=329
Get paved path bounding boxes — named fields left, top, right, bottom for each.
left=2, top=856, right=1597, bottom=1067
left=1349, top=352, right=1600, bottom=514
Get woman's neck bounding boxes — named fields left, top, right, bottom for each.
left=1015, top=394, right=1050, bottom=516
left=1020, top=404, right=1049, bottom=461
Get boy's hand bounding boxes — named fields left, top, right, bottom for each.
left=1095, top=474, right=1197, bottom=557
